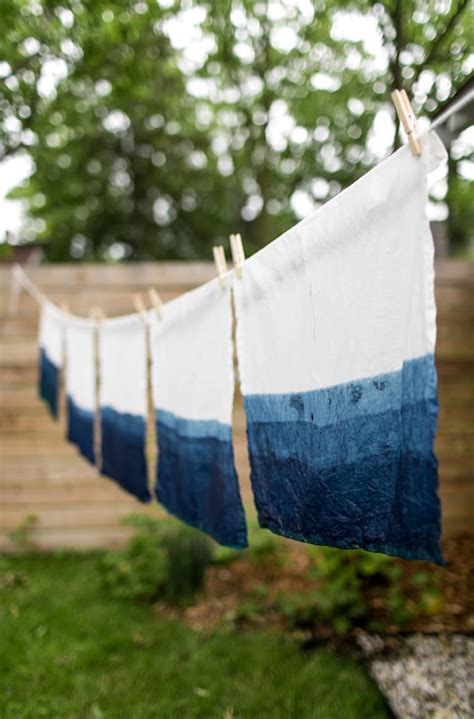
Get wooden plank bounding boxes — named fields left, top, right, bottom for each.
left=434, top=259, right=474, bottom=284
left=0, top=504, right=151, bottom=530
left=0, top=526, right=135, bottom=552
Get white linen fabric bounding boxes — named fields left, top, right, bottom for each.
left=233, top=131, right=447, bottom=563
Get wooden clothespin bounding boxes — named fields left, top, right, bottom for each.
left=391, top=89, right=421, bottom=156
left=133, top=292, right=147, bottom=320
left=213, top=245, right=228, bottom=288
left=147, top=288, right=163, bottom=320
left=229, top=233, right=245, bottom=279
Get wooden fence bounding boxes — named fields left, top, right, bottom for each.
left=0, top=261, right=473, bottom=551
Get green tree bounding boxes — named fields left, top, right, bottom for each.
left=369, top=0, right=473, bottom=254
left=5, top=0, right=228, bottom=260
left=3, top=0, right=379, bottom=259
left=2, top=0, right=472, bottom=259
left=0, top=0, right=67, bottom=161
left=197, top=0, right=379, bottom=250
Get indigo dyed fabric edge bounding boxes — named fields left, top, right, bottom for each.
left=39, top=348, right=60, bottom=419
left=155, top=409, right=248, bottom=550
left=100, top=406, right=151, bottom=503
left=67, top=396, right=95, bottom=465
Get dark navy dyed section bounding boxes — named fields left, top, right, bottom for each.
left=39, top=348, right=60, bottom=419
left=101, top=406, right=151, bottom=503
left=245, top=355, right=442, bottom=564
left=67, top=396, right=95, bottom=465
left=155, top=410, right=248, bottom=549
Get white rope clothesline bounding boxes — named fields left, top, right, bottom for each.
left=429, top=85, right=474, bottom=131
left=9, top=262, right=230, bottom=327
left=10, top=264, right=104, bottom=327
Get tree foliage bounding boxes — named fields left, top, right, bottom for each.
left=1, top=0, right=472, bottom=260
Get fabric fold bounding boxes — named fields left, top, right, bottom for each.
left=233, top=131, right=447, bottom=564
left=98, top=315, right=151, bottom=502
left=150, top=280, right=247, bottom=549
left=38, top=302, right=64, bottom=418
left=65, top=319, right=97, bottom=464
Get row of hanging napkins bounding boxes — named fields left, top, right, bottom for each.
left=150, top=280, right=248, bottom=549
left=35, top=130, right=446, bottom=562
left=37, top=286, right=246, bottom=548
left=233, top=131, right=446, bottom=564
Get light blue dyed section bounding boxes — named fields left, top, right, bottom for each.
left=245, top=355, right=436, bottom=425
left=156, top=408, right=233, bottom=442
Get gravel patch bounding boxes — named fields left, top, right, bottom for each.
left=358, top=633, right=473, bottom=718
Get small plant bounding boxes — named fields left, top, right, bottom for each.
left=101, top=514, right=214, bottom=604
left=0, top=556, right=29, bottom=592
left=245, top=523, right=284, bottom=566
left=163, top=522, right=214, bottom=603
left=276, top=584, right=368, bottom=636
left=274, top=545, right=442, bottom=636
left=7, top=514, right=38, bottom=551
left=101, top=523, right=168, bottom=602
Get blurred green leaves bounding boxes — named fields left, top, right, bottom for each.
left=1, top=0, right=472, bottom=259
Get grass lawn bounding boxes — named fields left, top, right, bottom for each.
left=0, top=553, right=390, bottom=719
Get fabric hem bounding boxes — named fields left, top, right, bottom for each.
left=157, top=497, right=248, bottom=550
left=259, top=517, right=443, bottom=566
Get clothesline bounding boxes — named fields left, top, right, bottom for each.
left=429, top=84, right=474, bottom=131
left=10, top=264, right=47, bottom=313
left=10, top=263, right=173, bottom=326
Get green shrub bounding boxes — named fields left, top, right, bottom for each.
left=277, top=585, right=368, bottom=636
left=245, top=524, right=284, bottom=566
left=275, top=545, right=442, bottom=636
left=163, top=522, right=214, bottom=603
left=101, top=515, right=214, bottom=604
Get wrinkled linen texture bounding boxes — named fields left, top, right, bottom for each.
left=98, top=315, right=150, bottom=502
left=233, top=131, right=447, bottom=564
left=38, top=302, right=64, bottom=418
left=65, top=319, right=97, bottom=464
left=150, top=279, right=247, bottom=549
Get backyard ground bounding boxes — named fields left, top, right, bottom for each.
left=2, top=515, right=473, bottom=718
left=0, top=551, right=391, bottom=719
